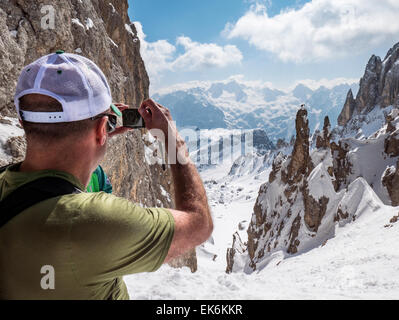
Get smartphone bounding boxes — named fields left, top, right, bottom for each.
left=122, top=108, right=145, bottom=129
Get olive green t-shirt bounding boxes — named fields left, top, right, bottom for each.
left=0, top=163, right=175, bottom=300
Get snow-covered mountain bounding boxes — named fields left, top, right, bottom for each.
left=123, top=43, right=399, bottom=299
left=225, top=42, right=399, bottom=276
left=153, top=79, right=358, bottom=142
left=124, top=101, right=399, bottom=300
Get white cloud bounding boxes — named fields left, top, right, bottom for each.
left=134, top=21, right=176, bottom=79
left=224, top=0, right=399, bottom=63
left=133, top=21, right=242, bottom=84
left=172, top=37, right=243, bottom=71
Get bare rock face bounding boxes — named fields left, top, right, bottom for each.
left=382, top=161, right=399, bottom=206
left=302, top=183, right=329, bottom=233
left=275, top=138, right=289, bottom=150
left=0, top=0, right=196, bottom=272
left=316, top=116, right=331, bottom=149
left=283, top=108, right=313, bottom=184
left=252, top=129, right=275, bottom=153
left=338, top=89, right=356, bottom=126
left=385, top=112, right=397, bottom=134
left=356, top=55, right=382, bottom=113
left=382, top=111, right=399, bottom=206
left=384, top=132, right=399, bottom=158
left=338, top=42, right=399, bottom=126
left=380, top=43, right=399, bottom=108
left=243, top=108, right=324, bottom=271
left=225, top=232, right=246, bottom=274
left=330, top=141, right=352, bottom=191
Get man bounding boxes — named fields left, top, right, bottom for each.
left=0, top=52, right=212, bottom=299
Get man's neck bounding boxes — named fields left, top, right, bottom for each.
left=20, top=144, right=97, bottom=188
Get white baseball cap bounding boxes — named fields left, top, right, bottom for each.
left=14, top=50, right=118, bottom=123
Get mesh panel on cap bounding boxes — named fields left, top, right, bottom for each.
left=67, top=55, right=111, bottom=100
left=81, top=57, right=111, bottom=97
left=15, top=58, right=45, bottom=96
left=40, top=57, right=88, bottom=104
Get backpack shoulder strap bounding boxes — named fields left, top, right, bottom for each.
left=0, top=177, right=82, bottom=228
left=0, top=164, right=12, bottom=174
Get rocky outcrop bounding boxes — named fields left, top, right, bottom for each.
left=316, top=116, right=331, bottom=149
left=276, top=138, right=289, bottom=150
left=382, top=109, right=399, bottom=206
left=0, top=0, right=196, bottom=272
left=356, top=55, right=382, bottom=113
left=302, top=183, right=329, bottom=233
left=384, top=132, right=399, bottom=158
left=382, top=162, right=399, bottom=206
left=338, top=89, right=356, bottom=126
left=330, top=141, right=352, bottom=191
left=252, top=129, right=275, bottom=153
left=338, top=42, right=399, bottom=126
left=282, top=108, right=313, bottom=184
left=227, top=43, right=399, bottom=274
left=380, top=43, right=399, bottom=108
left=243, top=108, right=322, bottom=270
left=225, top=232, right=246, bottom=274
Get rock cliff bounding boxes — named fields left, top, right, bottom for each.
left=338, top=42, right=399, bottom=126
left=0, top=0, right=196, bottom=272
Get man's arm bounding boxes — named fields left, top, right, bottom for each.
left=138, top=99, right=213, bottom=262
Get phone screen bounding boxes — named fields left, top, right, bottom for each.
left=122, top=109, right=145, bottom=129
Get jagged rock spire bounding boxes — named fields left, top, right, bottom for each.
left=337, top=41, right=399, bottom=126
left=284, top=108, right=313, bottom=183
left=316, top=116, right=331, bottom=149
left=338, top=89, right=356, bottom=126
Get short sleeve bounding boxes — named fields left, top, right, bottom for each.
left=69, top=193, right=175, bottom=282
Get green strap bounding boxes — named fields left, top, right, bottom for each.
left=86, top=166, right=112, bottom=193
left=86, top=172, right=100, bottom=193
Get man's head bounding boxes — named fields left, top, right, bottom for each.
left=20, top=93, right=96, bottom=141
left=15, top=52, right=115, bottom=171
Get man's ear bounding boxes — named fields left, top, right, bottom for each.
left=95, top=117, right=108, bottom=146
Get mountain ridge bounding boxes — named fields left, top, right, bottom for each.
left=153, top=79, right=359, bottom=142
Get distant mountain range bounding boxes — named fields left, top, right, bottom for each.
left=153, top=79, right=359, bottom=142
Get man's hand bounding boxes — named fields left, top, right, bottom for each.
left=138, top=99, right=182, bottom=152
left=108, top=103, right=132, bottom=138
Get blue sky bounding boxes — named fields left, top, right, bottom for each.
left=129, top=0, right=309, bottom=43
left=128, top=0, right=399, bottom=92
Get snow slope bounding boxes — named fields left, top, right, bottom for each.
left=125, top=167, right=399, bottom=300
left=124, top=106, right=399, bottom=300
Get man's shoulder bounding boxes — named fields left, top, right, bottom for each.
left=61, top=192, right=174, bottom=248
left=58, top=191, right=132, bottom=213
left=58, top=191, right=160, bottom=224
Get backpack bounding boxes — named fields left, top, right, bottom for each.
left=0, top=164, right=82, bottom=228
